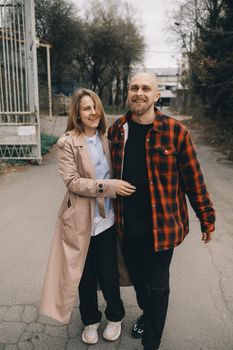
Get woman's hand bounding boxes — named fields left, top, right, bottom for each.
left=116, top=180, right=136, bottom=196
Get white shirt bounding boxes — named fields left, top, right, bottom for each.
left=85, top=132, right=114, bottom=236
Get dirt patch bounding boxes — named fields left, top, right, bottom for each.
left=0, top=161, right=29, bottom=175
left=181, top=116, right=233, bottom=162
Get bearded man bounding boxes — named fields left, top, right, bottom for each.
left=108, top=72, right=216, bottom=350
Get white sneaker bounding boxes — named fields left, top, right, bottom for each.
left=82, top=322, right=100, bottom=344
left=103, top=320, right=122, bottom=341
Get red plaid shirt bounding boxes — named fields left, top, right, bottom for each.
left=108, top=108, right=216, bottom=251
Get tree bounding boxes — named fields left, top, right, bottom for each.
left=35, top=0, right=83, bottom=91
left=170, top=0, right=233, bottom=124
left=73, top=0, right=145, bottom=107
left=35, top=0, right=145, bottom=108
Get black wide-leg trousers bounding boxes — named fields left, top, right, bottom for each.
left=123, top=230, right=173, bottom=350
left=78, top=225, right=125, bottom=326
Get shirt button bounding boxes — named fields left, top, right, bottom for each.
left=99, top=183, right=103, bottom=188
left=65, top=132, right=70, bottom=136
left=164, top=149, right=168, bottom=153
left=99, top=189, right=104, bottom=193
left=121, top=132, right=124, bottom=136
left=146, top=138, right=150, bottom=142
left=150, top=181, right=153, bottom=184
left=148, top=160, right=151, bottom=163
left=152, top=204, right=156, bottom=208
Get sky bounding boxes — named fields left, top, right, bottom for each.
left=73, top=0, right=181, bottom=69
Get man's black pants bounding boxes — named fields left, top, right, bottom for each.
left=123, top=231, right=173, bottom=350
left=78, top=225, right=125, bottom=326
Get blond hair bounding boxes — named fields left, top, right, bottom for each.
left=65, top=88, right=106, bottom=134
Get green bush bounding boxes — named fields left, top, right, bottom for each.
left=41, top=133, right=58, bottom=156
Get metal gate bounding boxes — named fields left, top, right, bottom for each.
left=0, top=0, right=41, bottom=162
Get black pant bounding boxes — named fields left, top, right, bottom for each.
left=78, top=225, right=125, bottom=326
left=123, top=230, right=173, bottom=350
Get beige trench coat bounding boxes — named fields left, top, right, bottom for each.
left=40, top=131, right=130, bottom=324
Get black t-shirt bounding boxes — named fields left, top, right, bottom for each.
left=122, top=117, right=153, bottom=236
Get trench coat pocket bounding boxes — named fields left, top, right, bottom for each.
left=60, top=207, right=79, bottom=246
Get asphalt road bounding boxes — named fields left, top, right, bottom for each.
left=0, top=109, right=233, bottom=349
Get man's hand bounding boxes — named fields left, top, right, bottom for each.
left=116, top=180, right=136, bottom=196
left=202, top=231, right=213, bottom=244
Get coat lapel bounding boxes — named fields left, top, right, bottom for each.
left=73, top=133, right=96, bottom=179
left=72, top=132, right=112, bottom=178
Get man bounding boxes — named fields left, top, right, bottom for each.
left=108, top=72, right=216, bottom=350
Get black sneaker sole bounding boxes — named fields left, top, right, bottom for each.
left=131, top=316, right=144, bottom=339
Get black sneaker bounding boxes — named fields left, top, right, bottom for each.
left=132, top=314, right=144, bottom=339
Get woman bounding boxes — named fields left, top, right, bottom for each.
left=40, top=88, right=135, bottom=344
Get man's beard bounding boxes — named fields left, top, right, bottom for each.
left=127, top=98, right=154, bottom=116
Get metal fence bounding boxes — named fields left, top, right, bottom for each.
left=0, top=0, right=41, bottom=162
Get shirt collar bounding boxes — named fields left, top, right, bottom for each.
left=84, top=131, right=100, bottom=145
left=117, top=107, right=164, bottom=133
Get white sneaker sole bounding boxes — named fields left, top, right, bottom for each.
left=103, top=325, right=121, bottom=342
left=82, top=332, right=98, bottom=345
